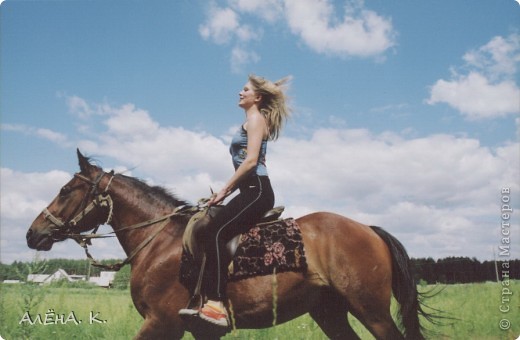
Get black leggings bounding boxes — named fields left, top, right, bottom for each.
left=203, top=175, right=274, bottom=300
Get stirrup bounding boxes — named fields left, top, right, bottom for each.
left=178, top=307, right=199, bottom=317
left=179, top=293, right=204, bottom=317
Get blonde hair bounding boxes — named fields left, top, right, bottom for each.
left=248, top=74, right=291, bottom=141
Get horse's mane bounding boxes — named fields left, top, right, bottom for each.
left=118, top=174, right=192, bottom=209
left=82, top=153, right=192, bottom=210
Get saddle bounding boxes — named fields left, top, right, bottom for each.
left=182, top=205, right=285, bottom=261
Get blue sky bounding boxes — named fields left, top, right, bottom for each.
left=1, top=0, right=519, bottom=264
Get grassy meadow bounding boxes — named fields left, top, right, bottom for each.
left=0, top=281, right=518, bottom=339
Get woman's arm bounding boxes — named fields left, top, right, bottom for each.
left=209, top=114, right=267, bottom=205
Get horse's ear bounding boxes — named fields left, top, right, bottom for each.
left=77, top=148, right=92, bottom=174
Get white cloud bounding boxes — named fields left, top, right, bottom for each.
left=199, top=6, right=238, bottom=44
left=76, top=101, right=231, bottom=201
left=1, top=123, right=28, bottom=133
left=517, top=117, right=520, bottom=141
left=428, top=33, right=520, bottom=120
left=199, top=3, right=262, bottom=71
left=231, top=46, right=260, bottom=73
left=104, top=104, right=159, bottom=137
left=271, top=130, right=517, bottom=208
left=3, top=98, right=518, bottom=263
left=283, top=0, right=395, bottom=57
left=427, top=72, right=520, bottom=120
left=270, top=129, right=519, bottom=259
left=199, top=4, right=259, bottom=45
left=199, top=0, right=396, bottom=71
left=0, top=168, right=89, bottom=263
left=463, top=34, right=520, bottom=80
left=1, top=124, right=70, bottom=146
left=0, top=168, right=71, bottom=219
left=67, top=95, right=95, bottom=119
left=36, top=128, right=68, bottom=144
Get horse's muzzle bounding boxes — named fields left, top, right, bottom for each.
left=26, top=228, right=54, bottom=251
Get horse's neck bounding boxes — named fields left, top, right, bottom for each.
left=108, top=176, right=183, bottom=255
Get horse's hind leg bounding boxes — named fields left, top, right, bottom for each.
left=309, top=289, right=360, bottom=340
left=352, top=311, right=403, bottom=340
left=348, top=296, right=404, bottom=340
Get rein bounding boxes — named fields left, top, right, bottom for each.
left=80, top=208, right=185, bottom=271
left=42, top=171, right=196, bottom=271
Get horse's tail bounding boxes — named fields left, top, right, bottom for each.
left=370, top=226, right=430, bottom=340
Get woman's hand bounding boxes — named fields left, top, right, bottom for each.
left=208, top=188, right=229, bottom=206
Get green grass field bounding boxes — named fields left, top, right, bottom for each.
left=0, top=281, right=518, bottom=339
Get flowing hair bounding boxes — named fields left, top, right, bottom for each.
left=248, top=74, right=291, bottom=141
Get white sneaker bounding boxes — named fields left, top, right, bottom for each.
left=198, top=301, right=229, bottom=328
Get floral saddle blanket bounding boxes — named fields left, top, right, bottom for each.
left=180, top=217, right=307, bottom=290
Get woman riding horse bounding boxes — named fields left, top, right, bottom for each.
left=180, top=75, right=291, bottom=328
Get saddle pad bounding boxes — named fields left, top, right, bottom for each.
left=228, top=218, right=307, bottom=281
left=179, top=218, right=307, bottom=290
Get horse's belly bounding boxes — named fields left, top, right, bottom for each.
left=226, top=271, right=319, bottom=328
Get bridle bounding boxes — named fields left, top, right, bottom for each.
left=41, top=170, right=191, bottom=271
left=43, top=171, right=115, bottom=243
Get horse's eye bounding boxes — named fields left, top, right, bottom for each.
left=59, top=186, right=71, bottom=197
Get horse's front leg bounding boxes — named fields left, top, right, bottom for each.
left=134, top=316, right=185, bottom=340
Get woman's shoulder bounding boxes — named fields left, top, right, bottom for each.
left=245, top=113, right=268, bottom=129
left=244, top=114, right=268, bottom=140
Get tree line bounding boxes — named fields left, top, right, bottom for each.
left=1, top=258, right=118, bottom=280
left=0, top=258, right=131, bottom=289
left=413, top=257, right=518, bottom=284
left=1, top=256, right=518, bottom=286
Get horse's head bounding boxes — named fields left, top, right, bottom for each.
left=26, top=149, right=114, bottom=251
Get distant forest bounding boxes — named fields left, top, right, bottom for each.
left=412, top=257, right=518, bottom=284
left=1, top=257, right=518, bottom=285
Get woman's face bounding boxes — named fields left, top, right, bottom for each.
left=238, top=82, right=261, bottom=110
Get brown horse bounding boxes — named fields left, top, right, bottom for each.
left=27, top=150, right=431, bottom=339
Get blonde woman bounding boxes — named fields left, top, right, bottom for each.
left=180, top=75, right=291, bottom=328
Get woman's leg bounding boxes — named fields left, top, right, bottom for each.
left=204, top=176, right=274, bottom=300
left=200, top=176, right=274, bottom=326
